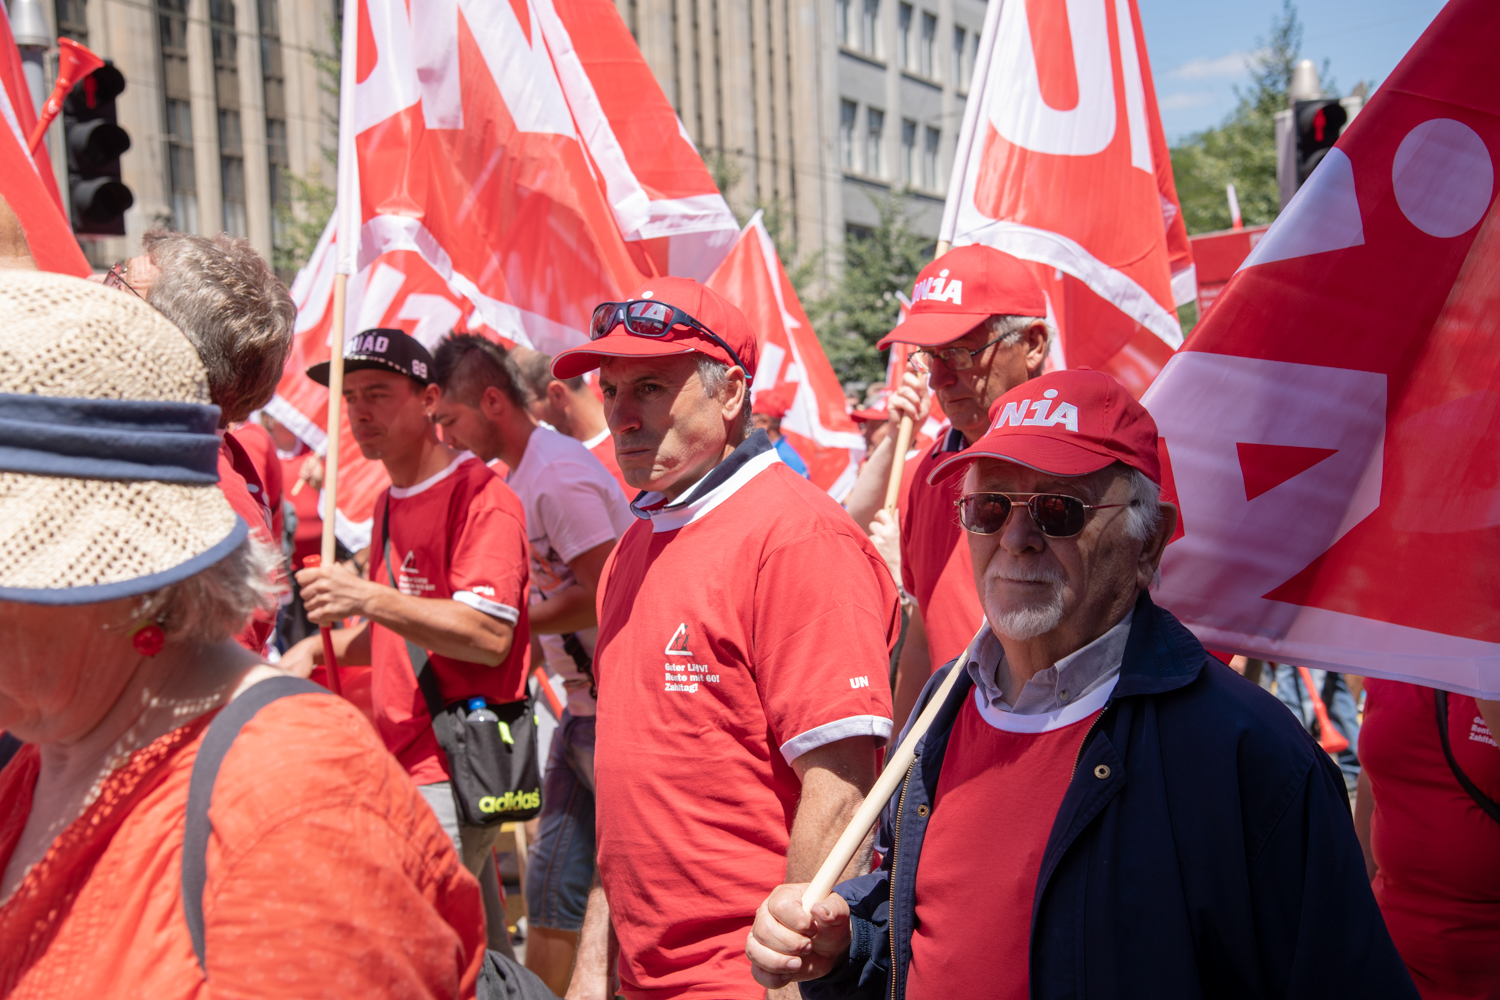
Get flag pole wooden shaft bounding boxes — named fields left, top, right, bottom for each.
left=316, top=271, right=349, bottom=697
left=880, top=240, right=950, bottom=514
left=800, top=642, right=971, bottom=912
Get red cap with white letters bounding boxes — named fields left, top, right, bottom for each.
left=877, top=245, right=1047, bottom=350
left=928, top=368, right=1161, bottom=485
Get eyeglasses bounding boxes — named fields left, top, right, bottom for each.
left=955, top=492, right=1131, bottom=538
left=102, top=261, right=143, bottom=299
left=912, top=333, right=1010, bottom=373
left=591, top=299, right=750, bottom=375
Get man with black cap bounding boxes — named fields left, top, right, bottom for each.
left=552, top=280, right=900, bottom=1000
left=281, top=328, right=530, bottom=954
left=845, top=246, right=1052, bottom=732
left=747, top=370, right=1416, bottom=1000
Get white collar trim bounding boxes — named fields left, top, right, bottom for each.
left=582, top=428, right=610, bottom=450
left=389, top=451, right=475, bottom=499
left=633, top=448, right=782, bottom=532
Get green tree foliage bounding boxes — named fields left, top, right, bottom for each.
left=271, top=20, right=341, bottom=276
left=1169, top=1, right=1333, bottom=234
left=812, top=193, right=933, bottom=384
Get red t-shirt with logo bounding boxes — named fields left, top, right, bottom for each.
left=593, top=441, right=899, bottom=1000
left=584, top=428, right=632, bottom=497
left=1361, top=678, right=1500, bottom=998
left=900, top=429, right=985, bottom=672
left=369, top=453, right=531, bottom=785
left=217, top=437, right=277, bottom=655
left=907, top=695, right=1103, bottom=1000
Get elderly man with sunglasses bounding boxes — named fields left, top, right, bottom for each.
left=551, top=278, right=900, bottom=1000
left=746, top=369, right=1416, bottom=1000
left=845, top=246, right=1053, bottom=735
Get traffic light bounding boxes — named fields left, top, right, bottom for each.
left=63, top=61, right=133, bottom=236
left=1293, top=99, right=1348, bottom=187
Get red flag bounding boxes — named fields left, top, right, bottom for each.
left=707, top=213, right=864, bottom=495
left=1143, top=0, right=1500, bottom=697
left=0, top=7, right=87, bottom=276
left=940, top=0, right=1190, bottom=397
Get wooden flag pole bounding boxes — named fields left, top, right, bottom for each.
left=880, top=240, right=950, bottom=513
left=315, top=271, right=349, bottom=696
left=800, top=634, right=973, bottom=911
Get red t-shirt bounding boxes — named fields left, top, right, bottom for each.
left=217, top=437, right=277, bottom=655
left=594, top=442, right=898, bottom=1000
left=584, top=428, right=633, bottom=497
left=907, top=695, right=1103, bottom=1000
left=276, top=442, right=323, bottom=570
left=900, top=429, right=985, bottom=672
left=1362, top=678, right=1500, bottom=999
left=368, top=453, right=531, bottom=785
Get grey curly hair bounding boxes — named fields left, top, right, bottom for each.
left=134, top=533, right=284, bottom=643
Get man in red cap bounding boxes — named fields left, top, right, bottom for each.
left=552, top=278, right=900, bottom=1000
left=751, top=383, right=810, bottom=477
left=746, top=370, right=1416, bottom=1000
left=846, top=245, right=1052, bottom=730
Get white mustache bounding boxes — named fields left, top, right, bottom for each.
left=996, top=570, right=1064, bottom=585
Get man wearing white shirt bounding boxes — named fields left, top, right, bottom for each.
left=430, top=334, right=634, bottom=993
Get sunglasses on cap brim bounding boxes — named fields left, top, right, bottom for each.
left=591, top=299, right=750, bottom=375
left=955, top=492, right=1132, bottom=538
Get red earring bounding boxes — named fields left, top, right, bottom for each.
left=131, top=622, right=166, bottom=657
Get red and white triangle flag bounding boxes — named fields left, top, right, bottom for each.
left=0, top=5, right=87, bottom=276
left=270, top=0, right=738, bottom=548
left=940, top=0, right=1191, bottom=397
left=706, top=212, right=865, bottom=496
left=1144, top=0, right=1500, bottom=697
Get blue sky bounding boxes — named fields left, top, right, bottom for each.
left=1138, top=0, right=1448, bottom=144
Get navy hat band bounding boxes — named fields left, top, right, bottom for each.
left=0, top=393, right=223, bottom=484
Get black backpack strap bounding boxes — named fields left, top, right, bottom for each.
left=0, top=731, right=22, bottom=771
left=1436, top=690, right=1500, bottom=826
left=382, top=494, right=449, bottom=720
left=182, top=675, right=326, bottom=971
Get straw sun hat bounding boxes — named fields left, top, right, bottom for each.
left=0, top=270, right=245, bottom=603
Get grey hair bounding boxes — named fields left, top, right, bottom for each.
left=142, top=231, right=296, bottom=425
left=695, top=355, right=753, bottom=441
left=985, top=314, right=1054, bottom=366
left=134, top=533, right=283, bottom=644
left=512, top=347, right=584, bottom=400
left=1077, top=462, right=1163, bottom=542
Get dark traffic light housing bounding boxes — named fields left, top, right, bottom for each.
left=1293, top=99, right=1348, bottom=186
left=64, top=61, right=133, bottom=236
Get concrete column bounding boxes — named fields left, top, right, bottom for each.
left=186, top=0, right=222, bottom=235
left=238, top=0, right=273, bottom=257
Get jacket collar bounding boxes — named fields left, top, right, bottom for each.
left=629, top=429, right=780, bottom=532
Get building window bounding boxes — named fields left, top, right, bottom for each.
left=860, top=0, right=879, bottom=56
left=840, top=100, right=858, bottom=169
left=835, top=0, right=850, bottom=47
left=54, top=0, right=88, bottom=42
left=211, top=0, right=246, bottom=237
left=953, top=26, right=968, bottom=88
left=919, top=11, right=936, bottom=78
left=865, top=107, right=884, bottom=178
left=260, top=0, right=289, bottom=260
left=901, top=119, right=917, bottom=185
left=897, top=3, right=912, bottom=69
left=158, top=0, right=198, bottom=231
left=922, top=126, right=940, bottom=189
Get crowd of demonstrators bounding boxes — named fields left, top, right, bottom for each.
left=748, top=369, right=1418, bottom=999
left=749, top=384, right=810, bottom=477
left=0, top=272, right=486, bottom=994
left=550, top=281, right=900, bottom=1000
left=844, top=247, right=1053, bottom=730
left=278, top=329, right=530, bottom=955
left=1356, top=680, right=1500, bottom=997
left=427, top=334, right=634, bottom=994
left=513, top=349, right=632, bottom=496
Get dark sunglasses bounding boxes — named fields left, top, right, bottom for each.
left=591, top=299, right=749, bottom=374
left=956, top=492, right=1131, bottom=538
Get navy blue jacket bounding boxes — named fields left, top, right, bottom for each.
left=803, top=593, right=1417, bottom=1000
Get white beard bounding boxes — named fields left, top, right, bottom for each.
left=988, top=577, right=1067, bottom=641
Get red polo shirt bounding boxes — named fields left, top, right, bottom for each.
left=217, top=436, right=277, bottom=655
left=369, top=452, right=531, bottom=785
left=593, top=434, right=898, bottom=1000
left=899, top=428, right=985, bottom=671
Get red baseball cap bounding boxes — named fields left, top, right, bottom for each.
left=751, top=383, right=794, bottom=418
left=849, top=404, right=888, bottom=423
left=878, top=245, right=1047, bottom=350
left=552, top=277, right=759, bottom=380
left=928, top=369, right=1161, bottom=486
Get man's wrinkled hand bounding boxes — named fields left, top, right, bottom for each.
left=885, top=370, right=930, bottom=434
left=746, top=883, right=852, bottom=990
left=295, top=562, right=375, bottom=627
